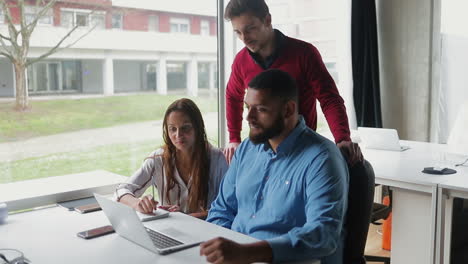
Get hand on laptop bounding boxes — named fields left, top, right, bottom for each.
left=157, top=205, right=180, bottom=212
left=135, top=195, right=158, bottom=214
left=337, top=140, right=364, bottom=166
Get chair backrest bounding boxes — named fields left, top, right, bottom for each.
left=343, top=160, right=376, bottom=264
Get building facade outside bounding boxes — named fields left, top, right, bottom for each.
left=0, top=0, right=218, bottom=98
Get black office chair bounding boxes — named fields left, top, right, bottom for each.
left=343, top=160, right=375, bottom=264
left=365, top=186, right=392, bottom=264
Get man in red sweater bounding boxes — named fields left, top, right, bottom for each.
left=223, top=0, right=362, bottom=165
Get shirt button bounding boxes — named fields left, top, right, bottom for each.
left=251, top=214, right=256, bottom=219
left=285, top=180, right=289, bottom=185
left=260, top=196, right=263, bottom=200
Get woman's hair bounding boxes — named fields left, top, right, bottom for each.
left=160, top=98, right=210, bottom=213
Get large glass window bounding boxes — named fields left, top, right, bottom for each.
left=228, top=0, right=352, bottom=138
left=1, top=1, right=219, bottom=206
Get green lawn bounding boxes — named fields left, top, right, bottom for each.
left=0, top=94, right=217, bottom=142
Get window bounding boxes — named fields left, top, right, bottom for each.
left=90, top=14, right=105, bottom=29
left=112, top=14, right=123, bottom=29
left=148, top=15, right=159, bottom=32
left=61, top=11, right=73, bottom=28
left=24, top=6, right=53, bottom=25
left=61, top=9, right=104, bottom=28
left=200, top=20, right=209, bottom=36
left=76, top=13, right=88, bottom=27
left=1, top=2, right=219, bottom=210
left=170, top=18, right=190, bottom=34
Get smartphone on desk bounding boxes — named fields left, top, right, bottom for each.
left=77, top=225, right=114, bottom=239
left=75, top=203, right=101, bottom=214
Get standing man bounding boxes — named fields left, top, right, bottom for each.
left=223, top=0, right=362, bottom=165
left=201, top=69, right=348, bottom=264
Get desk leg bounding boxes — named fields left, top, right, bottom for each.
left=435, top=187, right=448, bottom=264
left=391, top=187, right=435, bottom=264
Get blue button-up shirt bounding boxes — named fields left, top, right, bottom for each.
left=207, top=117, right=349, bottom=264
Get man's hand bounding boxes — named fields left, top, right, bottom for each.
left=223, top=142, right=240, bottom=165
left=337, top=140, right=364, bottom=166
left=200, top=237, right=272, bottom=264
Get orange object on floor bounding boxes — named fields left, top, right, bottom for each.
left=382, top=195, right=392, bottom=251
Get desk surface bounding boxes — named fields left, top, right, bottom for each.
left=0, top=206, right=258, bottom=264
left=362, top=140, right=458, bottom=192
left=0, top=205, right=319, bottom=264
left=0, top=170, right=127, bottom=211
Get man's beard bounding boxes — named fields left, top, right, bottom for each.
left=249, top=114, right=285, bottom=144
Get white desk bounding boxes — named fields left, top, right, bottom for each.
left=362, top=140, right=453, bottom=264
left=0, top=205, right=320, bottom=263
left=0, top=170, right=127, bottom=211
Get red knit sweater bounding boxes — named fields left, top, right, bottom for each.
left=226, top=35, right=351, bottom=143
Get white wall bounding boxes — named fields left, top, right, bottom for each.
left=113, top=61, right=142, bottom=93
left=82, top=60, right=103, bottom=94
left=376, top=0, right=433, bottom=141
left=0, top=59, right=14, bottom=97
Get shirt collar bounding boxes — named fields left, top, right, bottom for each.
left=248, top=29, right=286, bottom=69
left=263, top=116, right=307, bottom=155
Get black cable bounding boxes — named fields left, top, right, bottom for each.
left=455, top=157, right=468, bottom=167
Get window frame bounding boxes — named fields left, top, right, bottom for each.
left=169, top=17, right=190, bottom=34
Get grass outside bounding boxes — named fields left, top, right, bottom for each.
left=0, top=94, right=217, bottom=143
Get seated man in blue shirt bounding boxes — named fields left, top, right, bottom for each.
left=200, top=69, right=349, bottom=264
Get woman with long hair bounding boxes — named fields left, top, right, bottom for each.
left=116, top=98, right=228, bottom=218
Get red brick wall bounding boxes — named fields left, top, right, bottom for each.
left=53, top=5, right=61, bottom=26
left=191, top=16, right=200, bottom=35
left=123, top=9, right=148, bottom=31
left=159, top=13, right=170, bottom=33
left=210, top=18, right=216, bottom=36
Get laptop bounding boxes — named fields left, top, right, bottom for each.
left=94, top=194, right=202, bottom=255
left=358, top=127, right=410, bottom=152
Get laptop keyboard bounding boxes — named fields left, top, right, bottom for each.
left=145, top=228, right=183, bottom=249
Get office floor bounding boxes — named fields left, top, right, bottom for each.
left=365, top=223, right=392, bottom=260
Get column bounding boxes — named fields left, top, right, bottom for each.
left=157, top=55, right=167, bottom=95
left=209, top=62, right=216, bottom=91
left=103, top=57, right=114, bottom=95
left=187, top=56, right=198, bottom=97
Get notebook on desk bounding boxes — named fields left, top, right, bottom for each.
left=94, top=194, right=201, bottom=255
left=358, top=127, right=410, bottom=152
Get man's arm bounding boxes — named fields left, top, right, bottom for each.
left=306, top=46, right=351, bottom=144
left=224, top=58, right=246, bottom=163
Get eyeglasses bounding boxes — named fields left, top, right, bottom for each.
left=0, top=249, right=30, bottom=264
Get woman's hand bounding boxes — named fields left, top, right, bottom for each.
left=158, top=204, right=180, bottom=212
left=134, top=195, right=158, bottom=214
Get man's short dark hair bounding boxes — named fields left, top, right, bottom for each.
left=248, top=69, right=298, bottom=104
left=224, top=0, right=270, bottom=21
